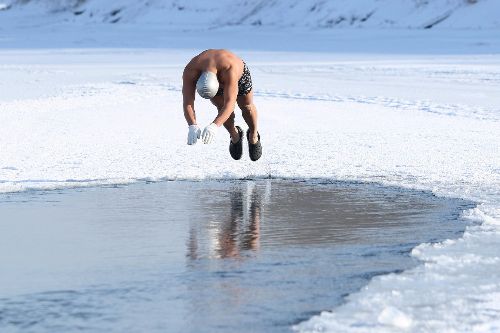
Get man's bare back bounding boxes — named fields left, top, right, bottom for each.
left=182, top=49, right=262, bottom=161
left=184, top=49, right=244, bottom=85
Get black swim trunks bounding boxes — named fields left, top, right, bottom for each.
left=216, top=62, right=253, bottom=97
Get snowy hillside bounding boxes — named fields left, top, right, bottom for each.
left=0, top=0, right=499, bottom=30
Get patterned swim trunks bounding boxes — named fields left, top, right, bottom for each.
left=216, top=62, right=253, bottom=97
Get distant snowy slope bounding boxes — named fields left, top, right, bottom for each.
left=1, top=0, right=499, bottom=29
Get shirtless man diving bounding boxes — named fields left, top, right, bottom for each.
left=182, top=49, right=262, bottom=161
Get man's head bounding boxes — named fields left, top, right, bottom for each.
left=196, top=71, right=219, bottom=99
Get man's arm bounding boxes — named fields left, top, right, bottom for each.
left=212, top=70, right=238, bottom=127
left=182, top=68, right=197, bottom=125
left=183, top=68, right=203, bottom=145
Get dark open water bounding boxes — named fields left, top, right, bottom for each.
left=0, top=180, right=474, bottom=333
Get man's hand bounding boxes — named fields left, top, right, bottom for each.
left=202, top=123, right=218, bottom=144
left=187, top=125, right=201, bottom=145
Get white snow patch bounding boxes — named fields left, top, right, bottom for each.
left=377, top=307, right=412, bottom=329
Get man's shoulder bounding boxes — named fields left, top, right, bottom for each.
left=183, top=65, right=199, bottom=81
left=220, top=56, right=243, bottom=77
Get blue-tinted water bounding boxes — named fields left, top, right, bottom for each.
left=0, top=180, right=474, bottom=333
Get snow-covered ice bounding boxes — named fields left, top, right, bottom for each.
left=1, top=1, right=500, bottom=332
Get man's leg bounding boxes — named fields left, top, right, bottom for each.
left=237, top=90, right=259, bottom=144
left=211, top=95, right=239, bottom=143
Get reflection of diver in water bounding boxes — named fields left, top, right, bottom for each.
left=241, top=186, right=261, bottom=252
left=218, top=185, right=261, bottom=258
left=187, top=182, right=265, bottom=260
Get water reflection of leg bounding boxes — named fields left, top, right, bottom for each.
left=241, top=183, right=262, bottom=251
left=217, top=189, right=244, bottom=258
left=187, top=228, right=198, bottom=260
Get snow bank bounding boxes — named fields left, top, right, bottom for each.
left=1, top=0, right=500, bottom=29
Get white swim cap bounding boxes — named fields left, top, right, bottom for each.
left=196, top=71, right=219, bottom=99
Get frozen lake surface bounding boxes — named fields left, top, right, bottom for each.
left=0, top=180, right=473, bottom=333
left=1, top=22, right=500, bottom=332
